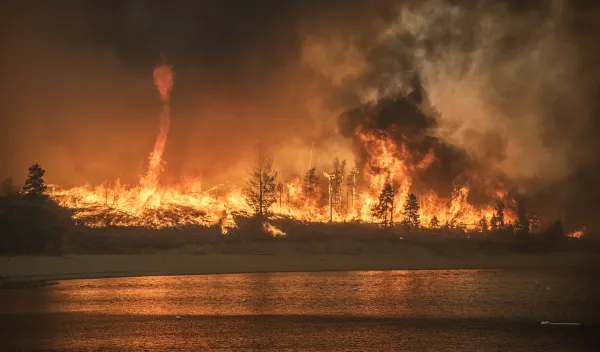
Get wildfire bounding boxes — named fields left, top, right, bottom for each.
left=567, top=227, right=585, bottom=239
left=263, top=222, right=286, bottom=237
left=49, top=64, right=516, bottom=234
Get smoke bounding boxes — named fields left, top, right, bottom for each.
left=301, top=0, right=595, bottom=192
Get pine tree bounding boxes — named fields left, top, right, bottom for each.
left=430, top=215, right=440, bottom=228
left=371, top=183, right=394, bottom=227
left=23, top=164, right=47, bottom=197
left=401, top=193, right=420, bottom=229
left=514, top=197, right=529, bottom=237
left=494, top=201, right=505, bottom=228
left=490, top=214, right=499, bottom=230
left=244, top=150, right=278, bottom=220
left=2, top=177, right=14, bottom=196
left=302, top=167, right=318, bottom=200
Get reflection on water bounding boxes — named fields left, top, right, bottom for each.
left=1, top=269, right=594, bottom=320
left=1, top=269, right=599, bottom=351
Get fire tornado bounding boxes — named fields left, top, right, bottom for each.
left=141, top=65, right=174, bottom=190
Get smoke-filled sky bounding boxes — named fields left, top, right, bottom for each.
left=1, top=0, right=599, bottom=227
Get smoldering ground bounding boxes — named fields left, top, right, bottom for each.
left=0, top=0, right=599, bottom=233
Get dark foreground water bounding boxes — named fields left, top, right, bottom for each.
left=1, top=269, right=599, bottom=351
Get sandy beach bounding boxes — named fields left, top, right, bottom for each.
left=2, top=250, right=599, bottom=282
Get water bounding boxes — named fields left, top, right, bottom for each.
left=1, top=269, right=599, bottom=351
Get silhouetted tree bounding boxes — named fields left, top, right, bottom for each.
left=2, top=177, right=15, bottom=197
left=430, top=215, right=440, bottom=228
left=23, top=164, right=47, bottom=197
left=490, top=214, right=499, bottom=230
left=346, top=168, right=359, bottom=211
left=371, top=183, right=394, bottom=227
left=302, top=167, right=318, bottom=200
left=244, top=149, right=278, bottom=220
left=494, top=201, right=505, bottom=228
left=514, top=197, right=529, bottom=237
left=401, top=193, right=420, bottom=229
left=0, top=166, right=71, bottom=255
left=505, top=221, right=515, bottom=235
left=332, top=158, right=346, bottom=212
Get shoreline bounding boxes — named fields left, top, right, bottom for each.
left=2, top=252, right=599, bottom=284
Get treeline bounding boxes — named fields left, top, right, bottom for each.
left=244, top=148, right=543, bottom=237
left=0, top=164, right=72, bottom=255
left=243, top=149, right=359, bottom=223
left=369, top=180, right=541, bottom=236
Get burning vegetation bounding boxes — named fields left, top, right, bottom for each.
left=36, top=63, right=543, bottom=238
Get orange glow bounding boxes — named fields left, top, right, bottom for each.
left=567, top=227, right=584, bottom=239
left=48, top=65, right=517, bottom=233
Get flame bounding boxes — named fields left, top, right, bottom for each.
left=140, top=64, right=173, bottom=190
left=48, top=64, right=519, bottom=233
left=567, top=227, right=585, bottom=238
left=264, top=222, right=286, bottom=237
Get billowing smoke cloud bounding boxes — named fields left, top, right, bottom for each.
left=303, top=0, right=594, bottom=191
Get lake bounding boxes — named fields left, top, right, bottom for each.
left=1, top=269, right=599, bottom=351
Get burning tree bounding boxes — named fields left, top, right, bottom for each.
left=479, top=216, right=489, bottom=232
left=401, top=193, right=420, bottom=229
left=490, top=201, right=505, bottom=230
left=529, top=213, right=540, bottom=233
left=23, top=164, right=47, bottom=197
left=244, top=150, right=278, bottom=220
left=346, top=168, right=359, bottom=211
left=332, top=157, right=347, bottom=212
left=430, top=215, right=440, bottom=228
left=302, top=167, right=318, bottom=200
left=371, top=183, right=395, bottom=227
left=276, top=182, right=284, bottom=210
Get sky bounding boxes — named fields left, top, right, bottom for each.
left=1, top=0, right=599, bottom=230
